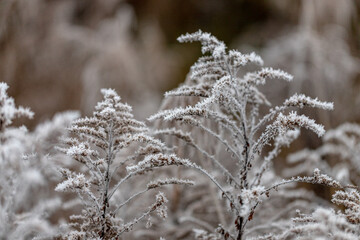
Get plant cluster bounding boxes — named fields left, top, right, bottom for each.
left=0, top=30, right=359, bottom=240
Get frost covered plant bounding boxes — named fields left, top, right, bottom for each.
left=332, top=188, right=360, bottom=225
left=256, top=208, right=359, bottom=240
left=285, top=123, right=360, bottom=185
left=0, top=83, right=76, bottom=239
left=149, top=31, right=334, bottom=239
left=257, top=188, right=360, bottom=240
left=0, top=82, right=36, bottom=238
left=56, top=89, right=194, bottom=239
left=0, top=82, right=33, bottom=132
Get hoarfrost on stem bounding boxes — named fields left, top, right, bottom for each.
left=56, top=88, right=194, bottom=239
left=150, top=30, right=335, bottom=239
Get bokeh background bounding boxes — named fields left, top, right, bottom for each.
left=1, top=0, right=359, bottom=131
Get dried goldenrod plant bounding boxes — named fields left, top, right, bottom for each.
left=148, top=31, right=336, bottom=239
left=55, top=89, right=194, bottom=239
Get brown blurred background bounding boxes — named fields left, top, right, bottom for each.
left=1, top=0, right=359, bottom=130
